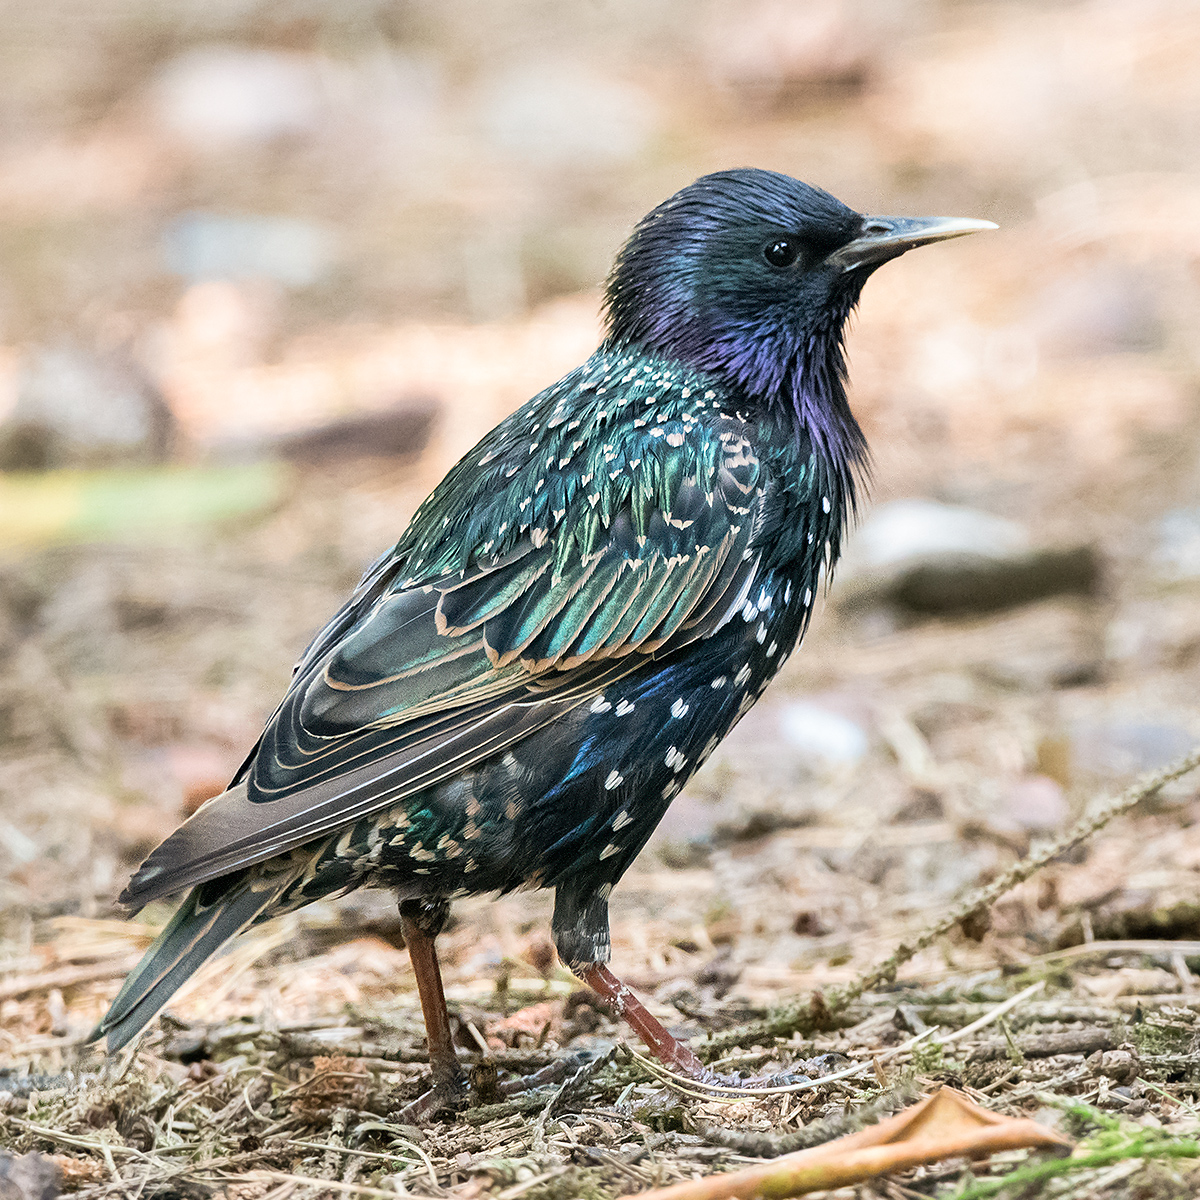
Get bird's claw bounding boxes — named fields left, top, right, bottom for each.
left=396, top=1051, right=595, bottom=1122
left=693, top=1050, right=850, bottom=1091
left=497, top=1051, right=590, bottom=1096
left=395, top=1072, right=470, bottom=1123
left=696, top=1068, right=813, bottom=1091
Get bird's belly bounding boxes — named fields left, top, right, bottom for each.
left=394, top=576, right=806, bottom=880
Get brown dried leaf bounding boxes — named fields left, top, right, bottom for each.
left=288, top=1054, right=371, bottom=1117
left=484, top=1000, right=561, bottom=1049
left=623, top=1086, right=1071, bottom=1200
left=46, top=1157, right=105, bottom=1193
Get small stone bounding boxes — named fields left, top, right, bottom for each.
left=778, top=701, right=869, bottom=766
left=153, top=47, right=322, bottom=147
left=1, top=346, right=175, bottom=471
left=475, top=64, right=656, bottom=167
left=270, top=398, right=439, bottom=464
left=0, top=1152, right=60, bottom=1200
left=1003, top=775, right=1068, bottom=833
left=835, top=499, right=1101, bottom=617
left=1068, top=720, right=1196, bottom=781
left=163, top=213, right=337, bottom=288
left=1153, top=508, right=1200, bottom=581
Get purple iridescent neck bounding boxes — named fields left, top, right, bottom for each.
left=603, top=307, right=869, bottom=514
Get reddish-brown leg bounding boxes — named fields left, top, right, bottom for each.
left=579, top=962, right=809, bottom=1089
left=397, top=898, right=581, bottom=1120
left=579, top=963, right=709, bottom=1078
left=397, top=899, right=466, bottom=1120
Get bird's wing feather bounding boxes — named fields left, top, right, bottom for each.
left=122, top=409, right=769, bottom=908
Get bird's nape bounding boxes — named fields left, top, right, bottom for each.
left=94, top=168, right=995, bottom=1117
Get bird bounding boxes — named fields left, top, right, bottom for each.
left=92, top=169, right=994, bottom=1116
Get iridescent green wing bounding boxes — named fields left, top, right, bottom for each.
left=122, top=405, right=768, bottom=907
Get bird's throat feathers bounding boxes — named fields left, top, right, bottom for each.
left=777, top=326, right=869, bottom=520
left=600, top=171, right=871, bottom=520
left=604, top=287, right=869, bottom=527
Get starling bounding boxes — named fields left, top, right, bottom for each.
left=93, top=170, right=994, bottom=1113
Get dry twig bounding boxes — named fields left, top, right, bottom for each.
left=702, top=745, right=1200, bottom=1053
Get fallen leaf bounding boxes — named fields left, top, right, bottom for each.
left=0, top=463, right=284, bottom=546
left=623, top=1086, right=1071, bottom=1200
left=47, top=1155, right=105, bottom=1192
left=485, top=1000, right=561, bottom=1048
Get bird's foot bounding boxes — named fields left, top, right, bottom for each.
left=395, top=1069, right=469, bottom=1123
left=495, top=1055, right=583, bottom=1097
left=578, top=965, right=847, bottom=1094
left=691, top=1067, right=812, bottom=1091
left=396, top=1054, right=590, bottom=1122
left=677, top=1052, right=849, bottom=1093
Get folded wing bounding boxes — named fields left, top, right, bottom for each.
left=123, top=415, right=769, bottom=908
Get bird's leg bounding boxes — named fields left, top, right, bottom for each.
left=578, top=961, right=813, bottom=1090
left=556, top=886, right=803, bottom=1090
left=578, top=962, right=709, bottom=1077
left=396, top=897, right=467, bottom=1120
left=553, top=884, right=710, bottom=1080
left=396, top=897, right=582, bottom=1120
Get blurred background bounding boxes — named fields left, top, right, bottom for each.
left=2, top=0, right=1200, bottom=1045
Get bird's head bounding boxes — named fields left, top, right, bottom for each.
left=603, top=168, right=994, bottom=470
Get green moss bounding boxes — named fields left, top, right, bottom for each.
left=1133, top=1018, right=1194, bottom=1056
left=954, top=1099, right=1200, bottom=1198
left=523, top=1168, right=610, bottom=1200
left=911, top=1040, right=945, bottom=1073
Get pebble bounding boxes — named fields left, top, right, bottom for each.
left=153, top=47, right=321, bottom=147
left=836, top=499, right=1100, bottom=616
left=163, top=212, right=337, bottom=288
left=0, top=346, right=174, bottom=470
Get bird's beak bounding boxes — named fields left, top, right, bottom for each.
left=825, top=215, right=998, bottom=273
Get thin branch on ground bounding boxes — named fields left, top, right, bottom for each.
left=701, top=744, right=1200, bottom=1054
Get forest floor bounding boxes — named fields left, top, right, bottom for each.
left=5, top=0, right=1200, bottom=1195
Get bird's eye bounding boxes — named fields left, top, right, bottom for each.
left=763, top=237, right=801, bottom=268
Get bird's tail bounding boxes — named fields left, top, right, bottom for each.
left=89, top=876, right=280, bottom=1052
